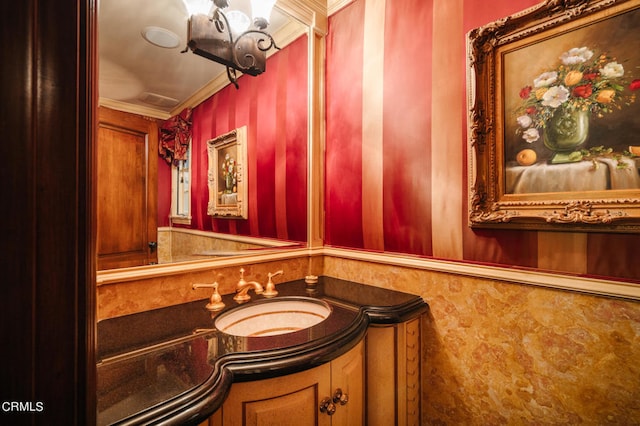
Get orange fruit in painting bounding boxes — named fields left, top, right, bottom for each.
left=516, top=148, right=537, bottom=166
left=629, top=146, right=640, bottom=156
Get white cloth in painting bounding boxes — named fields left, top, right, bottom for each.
left=506, top=158, right=640, bottom=194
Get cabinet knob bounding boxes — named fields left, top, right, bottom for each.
left=333, top=388, right=349, bottom=405
left=319, top=397, right=336, bottom=415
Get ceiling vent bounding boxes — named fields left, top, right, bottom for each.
left=138, top=92, right=180, bottom=108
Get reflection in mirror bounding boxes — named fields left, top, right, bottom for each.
left=207, top=126, right=248, bottom=219
left=98, top=0, right=309, bottom=270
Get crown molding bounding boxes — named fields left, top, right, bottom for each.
left=98, top=97, right=172, bottom=120
left=328, top=0, right=353, bottom=16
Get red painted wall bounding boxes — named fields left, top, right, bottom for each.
left=325, top=0, right=640, bottom=281
left=158, top=35, right=308, bottom=243
left=325, top=0, right=433, bottom=256
left=325, top=0, right=365, bottom=249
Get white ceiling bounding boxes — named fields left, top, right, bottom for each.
left=98, top=0, right=295, bottom=118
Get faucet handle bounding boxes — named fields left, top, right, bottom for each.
left=263, top=270, right=283, bottom=298
left=238, top=267, right=247, bottom=287
left=206, top=282, right=225, bottom=311
left=192, top=282, right=226, bottom=312
left=269, top=270, right=283, bottom=278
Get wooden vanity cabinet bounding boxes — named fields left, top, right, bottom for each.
left=204, top=340, right=364, bottom=426
left=199, top=315, right=423, bottom=426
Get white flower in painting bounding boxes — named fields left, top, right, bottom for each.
left=516, top=115, right=533, bottom=128
left=541, top=85, right=570, bottom=108
left=559, top=47, right=593, bottom=65
left=533, top=71, right=558, bottom=88
left=522, top=128, right=539, bottom=143
left=600, top=61, right=624, bottom=79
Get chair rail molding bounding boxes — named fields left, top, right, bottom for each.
left=321, top=247, right=640, bottom=301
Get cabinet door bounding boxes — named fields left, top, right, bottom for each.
left=329, top=340, right=364, bottom=426
left=220, top=362, right=332, bottom=426
left=213, top=341, right=365, bottom=426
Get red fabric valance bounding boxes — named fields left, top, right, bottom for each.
left=159, top=108, right=192, bottom=165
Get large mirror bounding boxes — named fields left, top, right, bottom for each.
left=97, top=0, right=310, bottom=270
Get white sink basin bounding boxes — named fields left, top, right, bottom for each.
left=215, top=297, right=331, bottom=337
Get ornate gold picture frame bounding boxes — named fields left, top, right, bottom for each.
left=467, top=0, right=640, bottom=232
left=207, top=126, right=248, bottom=219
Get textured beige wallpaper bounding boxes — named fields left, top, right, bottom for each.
left=324, top=256, right=640, bottom=424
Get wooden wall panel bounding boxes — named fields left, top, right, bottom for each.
left=1, top=0, right=96, bottom=424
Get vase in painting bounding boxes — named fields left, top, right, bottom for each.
left=543, top=107, right=589, bottom=163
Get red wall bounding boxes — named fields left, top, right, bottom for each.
left=326, top=0, right=434, bottom=255
left=158, top=35, right=308, bottom=243
left=325, top=0, right=640, bottom=281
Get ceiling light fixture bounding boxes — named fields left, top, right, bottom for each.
left=226, top=10, right=250, bottom=34
left=183, top=0, right=279, bottom=89
left=141, top=26, right=181, bottom=49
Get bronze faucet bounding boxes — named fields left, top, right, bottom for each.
left=233, top=268, right=264, bottom=303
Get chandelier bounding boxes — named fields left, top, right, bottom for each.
left=183, top=0, right=280, bottom=88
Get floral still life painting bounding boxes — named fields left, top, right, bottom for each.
left=467, top=0, right=640, bottom=232
left=501, top=3, right=640, bottom=196
left=514, top=46, right=639, bottom=165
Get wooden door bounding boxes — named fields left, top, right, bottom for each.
left=97, top=107, right=158, bottom=270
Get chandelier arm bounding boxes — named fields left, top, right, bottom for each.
left=230, top=30, right=280, bottom=73
left=238, top=30, right=280, bottom=52
left=211, top=8, right=235, bottom=44
left=226, top=66, right=240, bottom=89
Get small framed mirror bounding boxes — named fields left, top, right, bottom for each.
left=207, top=126, right=248, bottom=218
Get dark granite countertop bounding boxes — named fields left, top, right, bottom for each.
left=97, top=276, right=428, bottom=425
